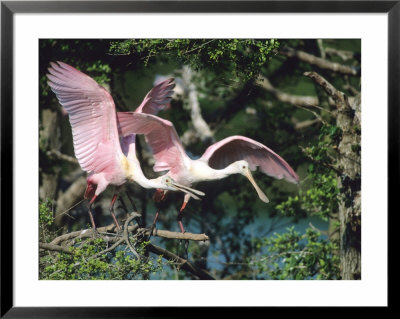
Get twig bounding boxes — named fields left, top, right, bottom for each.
left=293, top=104, right=326, bottom=125
left=55, top=176, right=87, bottom=226
left=308, top=222, right=329, bottom=236
left=184, top=39, right=216, bottom=55
left=299, top=145, right=342, bottom=175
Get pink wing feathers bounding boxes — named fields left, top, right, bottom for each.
left=200, top=136, right=299, bottom=184
left=47, top=61, right=123, bottom=175
left=134, top=78, right=175, bottom=114
left=117, top=112, right=188, bottom=173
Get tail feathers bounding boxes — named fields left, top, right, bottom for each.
left=84, top=181, right=97, bottom=199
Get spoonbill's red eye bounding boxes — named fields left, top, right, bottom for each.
left=242, top=166, right=246, bottom=169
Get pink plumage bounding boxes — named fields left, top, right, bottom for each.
left=46, top=62, right=200, bottom=231
left=200, top=135, right=299, bottom=184
left=47, top=61, right=123, bottom=179
left=116, top=78, right=299, bottom=233
left=134, top=78, right=175, bottom=114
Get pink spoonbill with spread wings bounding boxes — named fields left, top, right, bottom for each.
left=116, top=111, right=300, bottom=233
left=46, top=61, right=204, bottom=231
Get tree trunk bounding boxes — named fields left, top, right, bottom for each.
left=336, top=93, right=361, bottom=280
left=39, top=109, right=61, bottom=201
left=305, top=72, right=361, bottom=280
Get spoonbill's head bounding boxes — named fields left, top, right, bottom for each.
left=234, top=160, right=270, bottom=203
left=157, top=175, right=205, bottom=200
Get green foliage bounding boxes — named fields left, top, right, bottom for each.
left=276, top=123, right=340, bottom=221
left=109, top=39, right=279, bottom=80
left=39, top=199, right=165, bottom=280
left=39, top=199, right=53, bottom=226
left=40, top=237, right=164, bottom=280
left=39, top=199, right=56, bottom=244
left=276, top=171, right=339, bottom=221
left=85, top=61, right=112, bottom=85
left=250, top=227, right=340, bottom=279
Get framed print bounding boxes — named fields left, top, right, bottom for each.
left=1, top=0, right=395, bottom=316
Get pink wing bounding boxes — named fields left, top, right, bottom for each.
left=200, top=136, right=299, bottom=184
left=134, top=78, right=175, bottom=114
left=47, top=61, right=123, bottom=174
left=116, top=112, right=189, bottom=173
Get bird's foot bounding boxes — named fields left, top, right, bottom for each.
left=178, top=235, right=189, bottom=260
left=146, top=223, right=157, bottom=241
left=91, top=228, right=100, bottom=238
left=135, top=226, right=151, bottom=242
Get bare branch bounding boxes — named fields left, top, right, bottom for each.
left=294, top=118, right=321, bottom=130
left=147, top=243, right=215, bottom=280
left=281, top=46, right=358, bottom=75
left=292, top=104, right=326, bottom=125
left=325, top=47, right=356, bottom=61
left=39, top=242, right=72, bottom=254
left=256, top=75, right=318, bottom=107
left=149, top=229, right=209, bottom=241
left=317, top=39, right=326, bottom=59
left=304, top=71, right=353, bottom=111
left=46, top=149, right=79, bottom=165
left=50, top=223, right=126, bottom=246
left=181, top=66, right=214, bottom=144
left=50, top=222, right=209, bottom=247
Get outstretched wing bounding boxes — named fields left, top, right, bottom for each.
left=200, top=135, right=299, bottom=184
left=134, top=78, right=175, bottom=114
left=47, top=61, right=123, bottom=174
left=116, top=112, right=189, bottom=173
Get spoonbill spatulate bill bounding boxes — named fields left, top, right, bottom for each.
left=46, top=61, right=204, bottom=230
left=117, top=111, right=300, bottom=233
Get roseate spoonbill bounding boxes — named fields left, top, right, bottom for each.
left=46, top=61, right=204, bottom=231
left=116, top=112, right=300, bottom=233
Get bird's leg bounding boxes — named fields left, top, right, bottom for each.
left=177, top=194, right=190, bottom=259
left=109, top=189, right=121, bottom=232
left=88, top=195, right=98, bottom=236
left=177, top=194, right=190, bottom=234
left=148, top=190, right=167, bottom=240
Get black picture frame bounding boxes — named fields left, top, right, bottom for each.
left=1, top=0, right=395, bottom=317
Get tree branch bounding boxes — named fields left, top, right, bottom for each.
left=39, top=242, right=72, bottom=254
left=256, top=75, right=319, bottom=107
left=304, top=71, right=353, bottom=115
left=325, top=47, right=356, bottom=61
left=46, top=149, right=79, bottom=165
left=281, top=46, right=358, bottom=75
left=50, top=222, right=209, bottom=247
left=146, top=243, right=215, bottom=280
left=181, top=66, right=215, bottom=144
